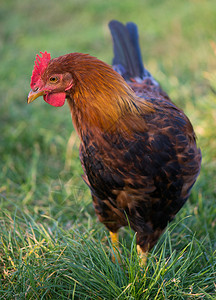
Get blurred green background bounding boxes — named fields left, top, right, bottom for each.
left=0, top=0, right=216, bottom=298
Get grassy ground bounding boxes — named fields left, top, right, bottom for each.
left=0, top=0, right=216, bottom=299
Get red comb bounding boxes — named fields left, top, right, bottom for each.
left=30, top=51, right=51, bottom=89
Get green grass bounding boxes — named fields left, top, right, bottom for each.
left=0, top=0, right=216, bottom=298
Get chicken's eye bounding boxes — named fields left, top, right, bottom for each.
left=49, top=76, right=59, bottom=83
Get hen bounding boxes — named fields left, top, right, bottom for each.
left=27, top=20, right=201, bottom=264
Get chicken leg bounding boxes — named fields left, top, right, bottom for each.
left=137, top=245, right=148, bottom=267
left=110, top=232, right=121, bottom=262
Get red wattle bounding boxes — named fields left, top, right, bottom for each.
left=43, top=93, right=66, bottom=107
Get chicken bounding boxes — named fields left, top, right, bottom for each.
left=27, top=20, right=201, bottom=265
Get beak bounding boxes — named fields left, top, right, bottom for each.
left=27, top=89, right=45, bottom=104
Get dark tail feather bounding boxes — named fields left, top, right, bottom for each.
left=109, top=20, right=158, bottom=84
left=108, top=20, right=141, bottom=80
left=125, top=22, right=145, bottom=78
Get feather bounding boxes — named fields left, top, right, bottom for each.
left=109, top=20, right=159, bottom=85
